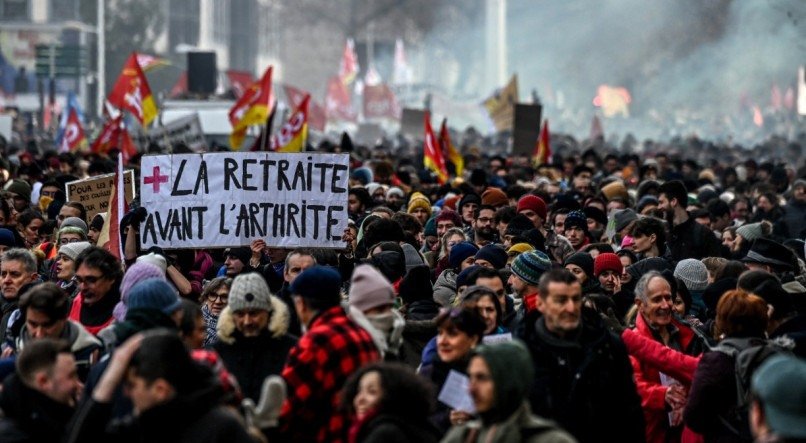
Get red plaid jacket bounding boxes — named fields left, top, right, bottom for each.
left=280, top=306, right=380, bottom=442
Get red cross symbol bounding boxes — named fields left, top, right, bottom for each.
left=143, top=166, right=169, bottom=193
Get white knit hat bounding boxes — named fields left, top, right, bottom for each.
left=674, top=259, right=708, bottom=292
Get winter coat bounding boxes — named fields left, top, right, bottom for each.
left=518, top=310, right=645, bottom=443
left=667, top=217, right=724, bottom=263
left=621, top=328, right=700, bottom=385
left=68, top=286, right=121, bottom=336
left=350, top=413, right=441, bottom=443
left=441, top=403, right=577, bottom=443
left=778, top=198, right=806, bottom=239
left=419, top=355, right=472, bottom=436
left=66, top=369, right=253, bottom=443
left=400, top=300, right=439, bottom=369
left=684, top=337, right=766, bottom=443
left=433, top=268, right=458, bottom=307
left=279, top=306, right=380, bottom=443
left=16, top=319, right=102, bottom=381
left=0, top=373, right=75, bottom=443
left=213, top=295, right=297, bottom=402
left=630, top=314, right=703, bottom=443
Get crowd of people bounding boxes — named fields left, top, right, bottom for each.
left=0, top=130, right=804, bottom=443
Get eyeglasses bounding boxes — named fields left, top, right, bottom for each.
left=207, top=293, right=228, bottom=303
left=74, top=275, right=104, bottom=285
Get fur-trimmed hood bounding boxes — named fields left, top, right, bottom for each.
left=216, top=293, right=290, bottom=344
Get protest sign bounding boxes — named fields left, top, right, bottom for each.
left=139, top=152, right=350, bottom=249
left=512, top=103, right=542, bottom=155
left=65, top=170, right=136, bottom=220
left=133, top=113, right=206, bottom=151
left=437, top=370, right=476, bottom=413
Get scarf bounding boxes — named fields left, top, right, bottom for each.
left=201, top=304, right=219, bottom=347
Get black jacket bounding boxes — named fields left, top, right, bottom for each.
left=213, top=329, right=296, bottom=402
left=66, top=372, right=253, bottom=443
left=0, top=373, right=75, bottom=443
left=517, top=309, right=646, bottom=443
left=353, top=413, right=441, bottom=443
left=667, top=217, right=724, bottom=263
left=400, top=299, right=440, bottom=369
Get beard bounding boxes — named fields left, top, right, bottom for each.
left=475, top=227, right=497, bottom=242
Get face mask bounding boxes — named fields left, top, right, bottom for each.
left=366, top=311, right=395, bottom=335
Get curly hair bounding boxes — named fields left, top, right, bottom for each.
left=341, top=362, right=434, bottom=419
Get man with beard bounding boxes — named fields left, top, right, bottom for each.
left=629, top=271, right=703, bottom=443
left=658, top=180, right=723, bottom=262
left=472, top=205, right=498, bottom=247
left=213, top=273, right=296, bottom=402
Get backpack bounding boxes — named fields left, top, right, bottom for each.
left=712, top=336, right=794, bottom=439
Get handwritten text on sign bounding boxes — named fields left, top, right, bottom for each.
left=139, top=152, right=349, bottom=249
left=65, top=171, right=136, bottom=221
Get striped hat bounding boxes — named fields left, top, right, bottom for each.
left=511, top=250, right=552, bottom=286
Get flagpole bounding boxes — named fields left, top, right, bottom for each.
left=260, top=99, right=272, bottom=151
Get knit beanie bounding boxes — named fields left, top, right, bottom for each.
left=511, top=250, right=552, bottom=286
left=481, top=187, right=508, bottom=207
left=563, top=252, right=594, bottom=279
left=407, top=192, right=432, bottom=216
left=90, top=213, right=106, bottom=231
left=636, top=195, right=659, bottom=213
left=61, top=217, right=88, bottom=233
left=674, top=259, right=709, bottom=292
left=516, top=195, right=547, bottom=221
left=564, top=210, right=589, bottom=232
left=583, top=206, right=607, bottom=227
left=456, top=265, right=481, bottom=290
left=351, top=167, right=373, bottom=185
left=290, top=265, right=342, bottom=304
left=224, top=246, right=252, bottom=265
left=458, top=193, right=481, bottom=211
left=436, top=208, right=463, bottom=226
left=474, top=245, right=508, bottom=270
left=349, top=264, right=395, bottom=312
left=737, top=222, right=764, bottom=242
left=228, top=272, right=273, bottom=313
left=507, top=243, right=535, bottom=255
left=4, top=179, right=31, bottom=202
left=593, top=253, right=623, bottom=277
left=116, top=261, right=167, bottom=322
left=0, top=228, right=15, bottom=248
left=58, top=241, right=92, bottom=261
left=423, top=217, right=437, bottom=237
left=136, top=252, right=168, bottom=273
left=505, top=214, right=535, bottom=237
left=401, top=243, right=425, bottom=272
left=398, top=265, right=433, bottom=305
left=449, top=242, right=479, bottom=269
left=386, top=186, right=405, bottom=200
left=614, top=209, right=638, bottom=232
left=127, top=278, right=182, bottom=315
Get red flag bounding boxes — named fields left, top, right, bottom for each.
left=229, top=66, right=274, bottom=149
left=226, top=70, right=255, bottom=98
left=59, top=107, right=87, bottom=153
left=91, top=117, right=123, bottom=155
left=339, top=38, right=359, bottom=85
left=439, top=118, right=463, bottom=176
left=169, top=71, right=187, bottom=98
left=271, top=95, right=309, bottom=152
left=119, top=126, right=138, bottom=165
left=363, top=83, right=401, bottom=120
left=107, top=53, right=158, bottom=125
left=284, top=84, right=327, bottom=131
left=532, top=119, right=551, bottom=167
left=423, top=113, right=448, bottom=184
left=326, top=76, right=357, bottom=122
left=102, top=153, right=127, bottom=260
